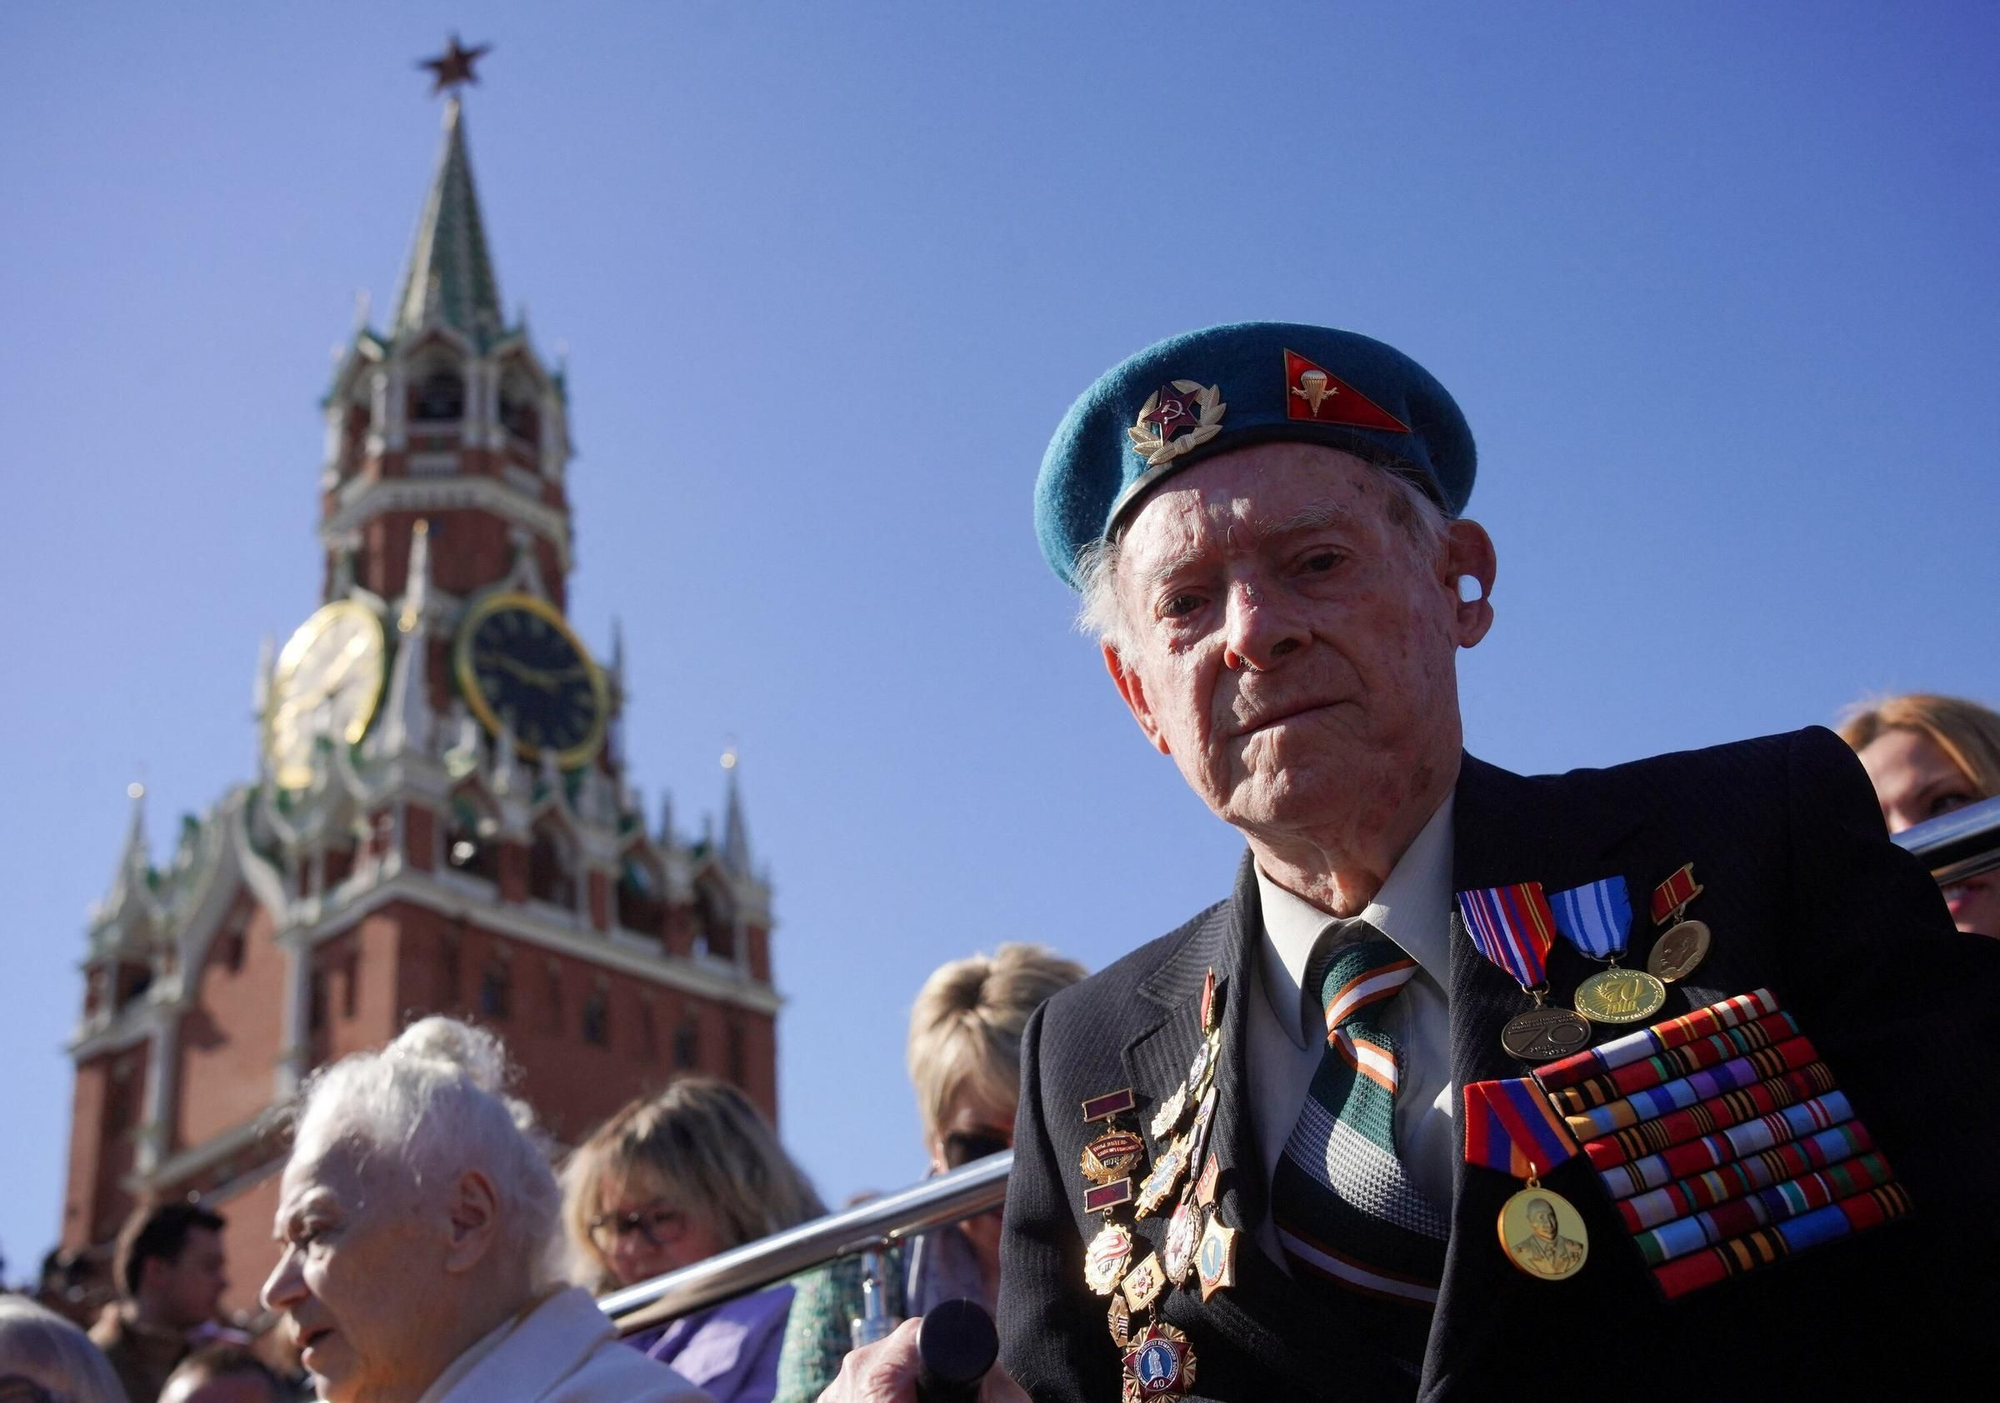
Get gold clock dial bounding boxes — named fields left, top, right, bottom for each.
left=266, top=600, right=388, bottom=789
left=453, top=591, right=609, bottom=769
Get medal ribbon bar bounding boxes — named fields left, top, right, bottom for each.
left=1532, top=988, right=1781, bottom=1092
left=1651, top=1182, right=1913, bottom=1300
left=1583, top=1060, right=1838, bottom=1170
left=1599, top=1089, right=1855, bottom=1199
left=1547, top=1010, right=1800, bottom=1115
left=1633, top=1150, right=1896, bottom=1267
left=1616, top=1119, right=1874, bottom=1231
left=1649, top=863, right=1702, bottom=924
left=1565, top=1033, right=1820, bottom=1139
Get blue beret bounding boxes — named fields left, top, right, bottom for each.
left=1034, top=322, right=1475, bottom=588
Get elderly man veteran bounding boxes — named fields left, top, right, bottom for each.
left=822, top=323, right=2000, bottom=1403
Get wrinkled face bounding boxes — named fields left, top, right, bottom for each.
left=1106, top=444, right=1492, bottom=845
left=152, top=1225, right=228, bottom=1328
left=594, top=1175, right=726, bottom=1288
left=1858, top=728, right=1999, bottom=938
left=261, top=1141, right=447, bottom=1403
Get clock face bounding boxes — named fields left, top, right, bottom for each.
left=453, top=592, right=609, bottom=768
left=266, top=600, right=388, bottom=789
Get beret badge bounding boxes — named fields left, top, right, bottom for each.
left=1127, top=380, right=1227, bottom=466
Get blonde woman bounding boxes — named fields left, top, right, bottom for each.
left=563, top=1079, right=824, bottom=1403
left=1840, top=692, right=2000, bottom=937
left=772, top=942, right=1085, bottom=1402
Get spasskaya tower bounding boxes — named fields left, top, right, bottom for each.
left=59, top=54, right=779, bottom=1316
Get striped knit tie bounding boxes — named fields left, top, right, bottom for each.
left=1269, top=928, right=1448, bottom=1370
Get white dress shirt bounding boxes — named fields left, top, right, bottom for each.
left=1249, top=795, right=1457, bottom=1267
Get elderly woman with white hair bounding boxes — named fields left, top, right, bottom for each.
left=0, top=1297, right=131, bottom=1403
left=259, top=1017, right=709, bottom=1403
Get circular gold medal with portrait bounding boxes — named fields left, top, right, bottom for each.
left=1497, top=1185, right=1589, bottom=1281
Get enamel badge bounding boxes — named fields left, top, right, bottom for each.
left=1128, top=381, right=1226, bottom=466
left=1282, top=349, right=1410, bottom=432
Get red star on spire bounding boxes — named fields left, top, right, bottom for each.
left=418, top=34, right=492, bottom=96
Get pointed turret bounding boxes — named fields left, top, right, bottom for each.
left=392, top=99, right=504, bottom=349
left=720, top=750, right=751, bottom=878
left=94, top=784, right=155, bottom=924
left=370, top=520, right=436, bottom=760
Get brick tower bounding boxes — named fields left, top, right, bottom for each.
left=59, top=92, right=779, bottom=1318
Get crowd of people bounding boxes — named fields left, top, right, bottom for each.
left=5, top=315, right=1996, bottom=1401
left=0, top=943, right=1086, bottom=1403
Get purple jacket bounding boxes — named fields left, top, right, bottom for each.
left=628, top=1282, right=794, bottom=1403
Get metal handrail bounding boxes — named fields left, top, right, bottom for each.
left=599, top=798, right=2000, bottom=1337
left=601, top=1150, right=1011, bottom=1334
left=1891, top=794, right=2000, bottom=887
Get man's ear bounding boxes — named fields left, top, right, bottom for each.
left=441, top=1169, right=502, bottom=1274
left=1443, top=519, right=1496, bottom=649
left=1104, top=643, right=1172, bottom=756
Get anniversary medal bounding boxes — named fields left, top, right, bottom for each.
left=1463, top=1077, right=1587, bottom=1281
left=1459, top=882, right=1594, bottom=1060
left=1195, top=1214, right=1238, bottom=1301
left=1124, top=1322, right=1198, bottom=1398
left=1078, top=1088, right=1147, bottom=1303
left=1086, top=1222, right=1136, bottom=1295
left=1550, top=876, right=1667, bottom=1025
left=1646, top=862, right=1712, bottom=982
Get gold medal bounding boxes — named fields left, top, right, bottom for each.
left=1647, top=919, right=1711, bottom=982
left=1149, top=1084, right=1189, bottom=1140
left=1574, top=967, right=1667, bottom=1024
left=1107, top=1294, right=1133, bottom=1349
left=1081, top=1130, right=1147, bottom=1185
left=1499, top=1003, right=1594, bottom=1060
left=1085, top=1222, right=1135, bottom=1295
left=1120, top=1251, right=1166, bottom=1310
left=1134, top=1146, right=1185, bottom=1217
left=1497, top=1180, right=1589, bottom=1280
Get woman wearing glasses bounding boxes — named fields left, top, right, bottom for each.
left=562, top=1079, right=824, bottom=1403
left=772, top=943, right=1085, bottom=1402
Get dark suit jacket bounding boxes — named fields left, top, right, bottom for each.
left=999, top=729, right=2000, bottom=1400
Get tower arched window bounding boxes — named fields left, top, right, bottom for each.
left=410, top=363, right=465, bottom=423
left=694, top=880, right=736, bottom=961
left=617, top=852, right=666, bottom=936
left=499, top=370, right=540, bottom=447
left=529, top=820, right=577, bottom=909
left=446, top=794, right=500, bottom=883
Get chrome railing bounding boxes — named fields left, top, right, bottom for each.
left=1892, top=794, right=2000, bottom=887
left=602, top=797, right=2000, bottom=1337
left=602, top=1151, right=1011, bottom=1334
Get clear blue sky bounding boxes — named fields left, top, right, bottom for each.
left=3, top=1, right=1996, bottom=1283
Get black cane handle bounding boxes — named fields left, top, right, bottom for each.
left=914, top=1297, right=999, bottom=1403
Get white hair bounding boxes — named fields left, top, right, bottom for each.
left=1074, top=462, right=1450, bottom=652
left=0, top=1297, right=131, bottom=1403
left=289, top=1017, right=564, bottom=1290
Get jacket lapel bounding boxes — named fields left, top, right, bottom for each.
left=1421, top=754, right=1648, bottom=1396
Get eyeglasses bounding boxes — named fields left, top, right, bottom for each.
left=941, top=1128, right=1011, bottom=1169
left=586, top=1204, right=689, bottom=1252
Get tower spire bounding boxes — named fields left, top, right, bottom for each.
left=393, top=98, right=504, bottom=348
left=720, top=748, right=751, bottom=878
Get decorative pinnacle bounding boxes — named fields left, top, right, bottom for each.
left=418, top=35, right=491, bottom=96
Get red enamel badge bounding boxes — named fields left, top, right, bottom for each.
left=1283, top=349, right=1410, bottom=432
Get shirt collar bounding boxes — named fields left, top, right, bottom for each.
left=1255, top=793, right=1455, bottom=1047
